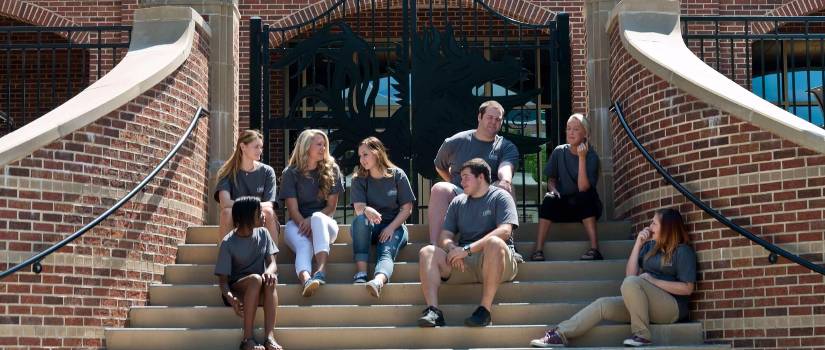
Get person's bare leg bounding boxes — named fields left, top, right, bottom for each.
left=582, top=216, right=598, bottom=250
left=314, top=251, right=329, bottom=275
left=356, top=261, right=368, bottom=275
left=479, top=237, right=507, bottom=311
left=427, top=183, right=457, bottom=244
left=219, top=207, right=233, bottom=243
left=232, top=275, right=263, bottom=341
left=263, top=280, right=281, bottom=349
left=418, top=245, right=451, bottom=307
left=261, top=207, right=280, bottom=243
left=533, top=218, right=551, bottom=253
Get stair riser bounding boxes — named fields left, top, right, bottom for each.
left=149, top=281, right=624, bottom=306
left=187, top=222, right=633, bottom=244
left=165, top=260, right=627, bottom=284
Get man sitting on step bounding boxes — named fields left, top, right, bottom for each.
left=417, top=158, right=519, bottom=328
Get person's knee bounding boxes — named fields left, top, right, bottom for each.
left=352, top=214, right=369, bottom=228
left=483, top=236, right=508, bottom=256
left=621, top=275, right=643, bottom=293
left=262, top=207, right=277, bottom=223
left=430, top=182, right=456, bottom=199
left=248, top=274, right=264, bottom=288
left=419, top=244, right=436, bottom=260
left=220, top=207, right=233, bottom=223
left=310, top=211, right=327, bottom=223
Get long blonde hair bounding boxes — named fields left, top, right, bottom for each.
left=353, top=137, right=397, bottom=178
left=644, top=208, right=691, bottom=265
left=287, top=129, right=337, bottom=199
left=216, top=130, right=263, bottom=185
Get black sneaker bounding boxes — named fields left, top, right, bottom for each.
left=464, top=305, right=491, bottom=327
left=417, top=306, right=446, bottom=327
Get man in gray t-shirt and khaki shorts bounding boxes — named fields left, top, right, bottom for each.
left=417, top=158, right=519, bottom=328
left=428, top=100, right=519, bottom=245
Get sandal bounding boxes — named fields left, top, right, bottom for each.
left=530, top=250, right=545, bottom=261
left=264, top=337, right=283, bottom=350
left=239, top=337, right=263, bottom=350
left=580, top=248, right=604, bottom=261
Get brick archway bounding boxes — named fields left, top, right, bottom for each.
left=269, top=0, right=557, bottom=45
left=0, top=0, right=76, bottom=27
left=752, top=0, right=825, bottom=34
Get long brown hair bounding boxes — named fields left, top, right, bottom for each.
left=216, top=130, right=263, bottom=185
left=644, top=208, right=690, bottom=265
left=287, top=129, right=337, bottom=199
left=353, top=137, right=397, bottom=179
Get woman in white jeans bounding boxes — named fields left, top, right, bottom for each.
left=278, top=129, right=345, bottom=297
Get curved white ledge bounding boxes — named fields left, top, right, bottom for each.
left=609, top=0, right=825, bottom=154
left=0, top=6, right=210, bottom=167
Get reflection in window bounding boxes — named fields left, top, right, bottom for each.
left=751, top=40, right=825, bottom=127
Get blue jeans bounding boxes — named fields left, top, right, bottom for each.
left=351, top=214, right=408, bottom=281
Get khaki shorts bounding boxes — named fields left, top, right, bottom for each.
left=444, top=245, right=518, bottom=284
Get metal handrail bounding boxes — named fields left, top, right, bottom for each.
left=0, top=107, right=208, bottom=280
left=612, top=101, right=825, bottom=276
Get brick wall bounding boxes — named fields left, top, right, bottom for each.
left=0, top=21, right=211, bottom=350
left=609, top=18, right=825, bottom=350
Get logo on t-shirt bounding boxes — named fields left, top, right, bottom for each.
left=256, top=186, right=264, bottom=194
left=481, top=209, right=492, bottom=217
left=387, top=189, right=397, bottom=197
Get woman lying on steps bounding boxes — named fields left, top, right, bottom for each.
left=530, top=208, right=697, bottom=348
left=214, top=196, right=282, bottom=350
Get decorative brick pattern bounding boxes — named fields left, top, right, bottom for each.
left=609, top=18, right=825, bottom=350
left=0, top=22, right=211, bottom=350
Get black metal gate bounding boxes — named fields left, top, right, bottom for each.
left=249, top=0, right=572, bottom=222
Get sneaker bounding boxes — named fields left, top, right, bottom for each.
left=301, top=277, right=320, bottom=297
left=365, top=278, right=383, bottom=298
left=580, top=248, right=604, bottom=261
left=313, top=271, right=327, bottom=285
left=353, top=271, right=368, bottom=284
left=623, top=335, right=652, bottom=347
left=417, top=306, right=445, bottom=327
left=530, top=328, right=566, bottom=348
left=464, top=305, right=492, bottom=327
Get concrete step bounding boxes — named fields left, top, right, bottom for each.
left=128, top=303, right=588, bottom=328
left=148, top=280, right=623, bottom=306
left=176, top=240, right=635, bottom=264
left=104, top=323, right=707, bottom=350
left=186, top=221, right=633, bottom=244
left=164, top=259, right=627, bottom=284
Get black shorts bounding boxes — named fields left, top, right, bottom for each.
left=539, top=188, right=602, bottom=222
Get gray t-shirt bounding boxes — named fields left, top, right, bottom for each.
left=443, top=186, right=519, bottom=246
left=544, top=144, right=599, bottom=196
left=434, top=130, right=519, bottom=186
left=213, top=163, right=278, bottom=204
left=214, top=227, right=278, bottom=284
left=638, top=241, right=697, bottom=321
left=350, top=168, right=417, bottom=224
left=278, top=165, right=345, bottom=218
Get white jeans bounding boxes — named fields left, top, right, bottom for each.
left=284, top=212, right=339, bottom=276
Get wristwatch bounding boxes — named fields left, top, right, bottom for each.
left=463, top=244, right=472, bottom=256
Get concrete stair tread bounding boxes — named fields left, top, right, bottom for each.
left=128, top=302, right=592, bottom=327
left=175, top=240, right=635, bottom=264
left=186, top=222, right=633, bottom=244
left=149, top=280, right=624, bottom=306
left=164, top=259, right=628, bottom=284
left=104, top=323, right=707, bottom=349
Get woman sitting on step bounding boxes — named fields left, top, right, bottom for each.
left=214, top=129, right=280, bottom=243
left=214, top=196, right=282, bottom=350
left=530, top=208, right=697, bottom=348
left=350, top=137, right=416, bottom=298
left=530, top=113, right=603, bottom=261
left=279, top=129, right=345, bottom=297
